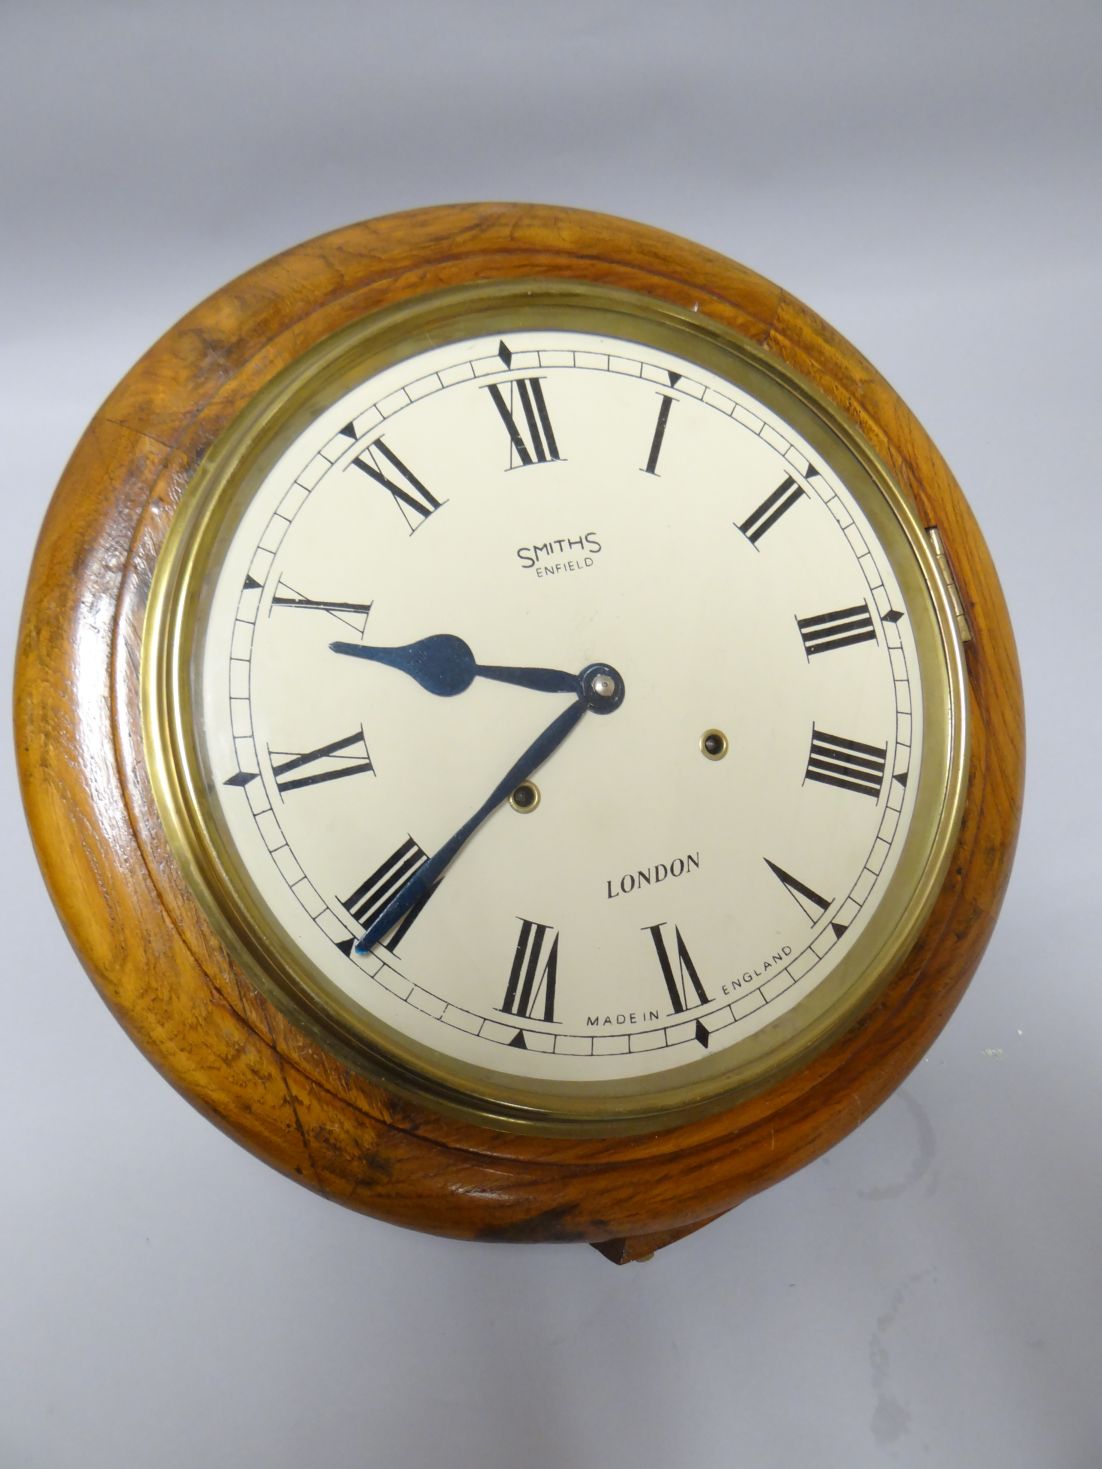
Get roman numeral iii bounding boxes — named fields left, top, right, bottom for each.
left=805, top=726, right=888, bottom=800
left=500, top=919, right=559, bottom=1023
left=351, top=438, right=443, bottom=531
left=797, top=602, right=877, bottom=657
left=644, top=922, right=710, bottom=1013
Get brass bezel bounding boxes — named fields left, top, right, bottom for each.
left=143, top=280, right=968, bottom=1136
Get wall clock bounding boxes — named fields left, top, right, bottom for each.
left=15, top=204, right=1023, bottom=1261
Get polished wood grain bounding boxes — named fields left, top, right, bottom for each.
left=15, top=204, right=1024, bottom=1256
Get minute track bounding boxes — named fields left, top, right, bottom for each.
left=205, top=322, right=921, bottom=1088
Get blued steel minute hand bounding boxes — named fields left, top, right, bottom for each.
left=330, top=633, right=582, bottom=697
left=354, top=661, right=624, bottom=952
left=356, top=694, right=588, bottom=952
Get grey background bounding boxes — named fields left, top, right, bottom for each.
left=3, top=2, right=1099, bottom=1466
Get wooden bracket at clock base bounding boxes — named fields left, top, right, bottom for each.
left=591, top=1214, right=729, bottom=1264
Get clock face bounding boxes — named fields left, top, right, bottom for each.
left=149, top=285, right=960, bottom=1128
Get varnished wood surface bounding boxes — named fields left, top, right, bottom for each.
left=15, top=204, right=1024, bottom=1251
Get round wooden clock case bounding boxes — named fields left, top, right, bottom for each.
left=15, top=204, right=1023, bottom=1261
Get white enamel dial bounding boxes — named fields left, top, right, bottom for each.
left=180, top=308, right=948, bottom=1115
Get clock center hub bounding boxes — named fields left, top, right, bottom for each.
left=581, top=663, right=625, bottom=714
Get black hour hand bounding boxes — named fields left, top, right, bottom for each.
left=331, top=633, right=582, bottom=697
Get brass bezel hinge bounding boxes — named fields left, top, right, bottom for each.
left=926, top=525, right=974, bottom=644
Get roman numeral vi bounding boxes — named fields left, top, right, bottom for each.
left=500, top=919, right=559, bottom=1023
left=644, top=923, right=710, bottom=1014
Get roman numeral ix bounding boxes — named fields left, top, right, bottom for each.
left=805, top=726, right=888, bottom=800
left=270, top=729, right=373, bottom=795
